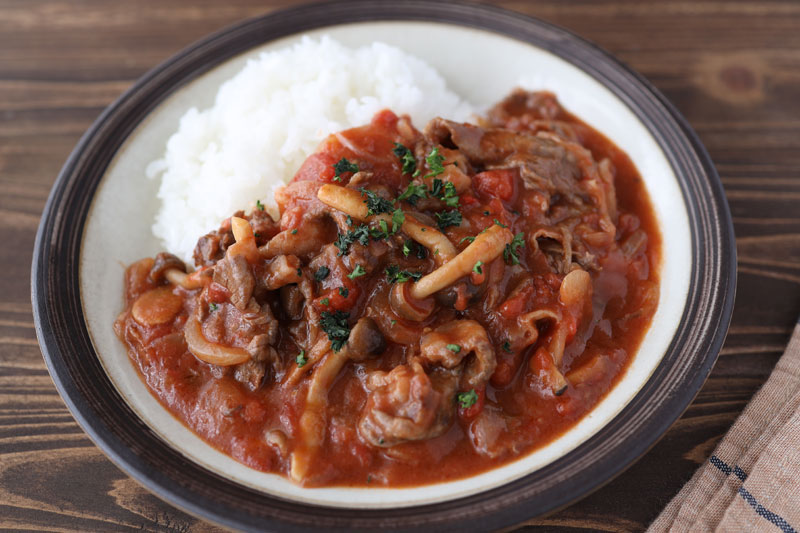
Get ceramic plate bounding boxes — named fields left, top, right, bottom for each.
left=33, top=1, right=736, bottom=530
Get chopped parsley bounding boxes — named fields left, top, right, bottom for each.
left=493, top=218, right=508, bottom=228
left=425, top=147, right=446, bottom=178
left=457, top=389, right=478, bottom=409
left=502, top=341, right=513, bottom=353
left=291, top=228, right=298, bottom=235
left=369, top=219, right=392, bottom=240
left=393, top=142, right=417, bottom=175
left=320, top=310, right=350, bottom=352
left=385, top=265, right=423, bottom=284
left=209, top=302, right=218, bottom=312
left=473, top=260, right=483, bottom=275
left=296, top=267, right=303, bottom=277
left=348, top=264, right=367, bottom=279
left=361, top=188, right=394, bottom=216
left=296, top=350, right=307, bottom=367
left=320, top=297, right=330, bottom=306
left=369, top=208, right=405, bottom=240
left=435, top=209, right=462, bottom=230
left=314, top=266, right=330, bottom=281
left=402, top=239, right=427, bottom=259
left=397, top=182, right=427, bottom=205
left=431, top=178, right=459, bottom=207
left=503, top=232, right=526, bottom=265
left=334, top=224, right=370, bottom=256
left=333, top=157, right=359, bottom=182
left=429, top=178, right=443, bottom=198
left=256, top=199, right=265, bottom=211
left=338, top=286, right=349, bottom=298
left=391, top=208, right=405, bottom=232
left=459, top=236, right=476, bottom=245
left=391, top=319, right=397, bottom=326
left=446, top=343, right=462, bottom=353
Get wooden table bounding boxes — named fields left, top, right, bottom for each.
left=3, top=1, right=799, bottom=531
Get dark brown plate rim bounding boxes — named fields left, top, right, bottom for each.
left=32, top=1, right=736, bottom=531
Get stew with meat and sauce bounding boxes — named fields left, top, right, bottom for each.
left=115, top=89, right=660, bottom=487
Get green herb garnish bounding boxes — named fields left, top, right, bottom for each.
left=296, top=350, right=307, bottom=367
left=320, top=297, right=330, bottom=306
left=393, top=142, right=417, bottom=175
left=314, top=266, right=330, bottom=281
left=256, top=199, right=265, bottom=211
left=446, top=343, right=462, bottom=353
left=435, top=209, right=462, bottom=230
left=209, top=303, right=218, bottom=312
left=473, top=261, right=483, bottom=275
left=397, top=182, right=427, bottom=205
left=361, top=188, right=394, bottom=216
left=493, top=218, right=508, bottom=228
left=334, top=224, right=370, bottom=256
left=333, top=157, right=359, bottom=182
left=320, top=310, right=350, bottom=352
left=502, top=341, right=512, bottom=353
left=425, top=147, right=446, bottom=178
left=385, top=265, right=423, bottom=284
left=431, top=178, right=458, bottom=207
left=338, top=286, right=349, bottom=298
left=370, top=219, right=391, bottom=240
left=348, top=265, right=367, bottom=279
left=391, top=208, right=405, bottom=233
left=457, top=389, right=478, bottom=409
left=503, top=232, right=526, bottom=265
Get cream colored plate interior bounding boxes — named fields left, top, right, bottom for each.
left=80, top=21, right=691, bottom=508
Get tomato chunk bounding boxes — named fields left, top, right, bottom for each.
left=473, top=169, right=517, bottom=202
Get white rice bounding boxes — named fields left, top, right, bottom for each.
left=148, top=35, right=475, bottom=262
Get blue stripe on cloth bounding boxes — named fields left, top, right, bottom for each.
left=710, top=454, right=732, bottom=476
left=738, top=486, right=798, bottom=533
left=708, top=455, right=797, bottom=532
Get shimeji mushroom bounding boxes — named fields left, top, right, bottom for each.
left=290, top=317, right=385, bottom=482
left=316, top=184, right=456, bottom=265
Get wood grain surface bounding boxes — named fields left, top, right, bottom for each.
left=2, top=1, right=799, bottom=531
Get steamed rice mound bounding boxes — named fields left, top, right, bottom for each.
left=148, top=36, right=475, bottom=262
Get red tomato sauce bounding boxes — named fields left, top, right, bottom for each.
left=115, top=90, right=661, bottom=487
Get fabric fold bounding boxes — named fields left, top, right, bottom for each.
left=649, top=321, right=800, bottom=533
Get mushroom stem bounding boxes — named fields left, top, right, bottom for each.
left=290, top=349, right=347, bottom=482
left=401, top=214, right=456, bottom=265
left=410, top=224, right=512, bottom=300
left=227, top=216, right=259, bottom=262
left=390, top=282, right=435, bottom=321
left=316, top=184, right=456, bottom=265
left=317, top=184, right=369, bottom=219
left=184, top=313, right=250, bottom=366
left=290, top=318, right=383, bottom=482
left=164, top=268, right=209, bottom=290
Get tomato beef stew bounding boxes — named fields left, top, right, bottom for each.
left=115, top=90, right=661, bottom=487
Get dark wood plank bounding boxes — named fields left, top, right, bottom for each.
left=2, top=0, right=799, bottom=531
